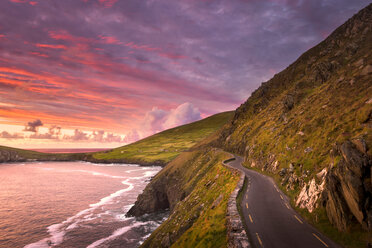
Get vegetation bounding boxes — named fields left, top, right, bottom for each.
left=91, top=111, right=233, bottom=165
left=0, top=145, right=86, bottom=162
left=217, top=5, right=372, bottom=247
left=141, top=148, right=240, bottom=248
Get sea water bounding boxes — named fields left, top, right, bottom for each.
left=0, top=161, right=166, bottom=248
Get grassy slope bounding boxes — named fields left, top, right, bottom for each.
left=92, top=111, right=233, bottom=165
left=141, top=148, right=240, bottom=248
left=217, top=5, right=372, bottom=248
left=0, top=145, right=85, bottom=161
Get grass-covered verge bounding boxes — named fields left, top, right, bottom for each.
left=242, top=163, right=370, bottom=248
left=141, top=148, right=240, bottom=248
left=91, top=111, right=234, bottom=165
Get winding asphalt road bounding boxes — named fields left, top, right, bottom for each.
left=227, top=156, right=341, bottom=248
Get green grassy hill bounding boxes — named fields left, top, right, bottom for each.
left=0, top=145, right=85, bottom=162
left=0, top=111, right=233, bottom=165
left=90, top=111, right=234, bottom=165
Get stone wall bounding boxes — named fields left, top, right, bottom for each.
left=223, top=159, right=251, bottom=248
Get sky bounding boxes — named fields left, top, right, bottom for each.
left=0, top=0, right=369, bottom=148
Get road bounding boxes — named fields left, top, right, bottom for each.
left=226, top=156, right=341, bottom=248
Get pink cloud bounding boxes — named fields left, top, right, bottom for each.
left=98, top=0, right=117, bottom=8
left=123, top=129, right=140, bottom=143
left=9, top=0, right=37, bottom=5
left=99, top=35, right=123, bottom=45
left=141, top=102, right=201, bottom=136
left=125, top=42, right=161, bottom=52
left=36, top=43, right=67, bottom=50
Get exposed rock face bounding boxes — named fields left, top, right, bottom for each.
left=322, top=140, right=371, bottom=231
left=0, top=149, right=25, bottom=162
left=296, top=177, right=325, bottom=213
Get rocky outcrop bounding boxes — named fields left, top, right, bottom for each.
left=296, top=175, right=326, bottom=213
left=322, top=139, right=372, bottom=231
left=223, top=159, right=251, bottom=248
left=126, top=177, right=170, bottom=216
left=0, top=149, right=26, bottom=162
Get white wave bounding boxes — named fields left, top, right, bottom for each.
left=89, top=180, right=133, bottom=208
left=24, top=166, right=159, bottom=248
left=87, top=222, right=143, bottom=248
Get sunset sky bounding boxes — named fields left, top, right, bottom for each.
left=0, top=0, right=368, bottom=148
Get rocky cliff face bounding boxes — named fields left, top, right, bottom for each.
left=215, top=3, right=372, bottom=237
left=323, top=140, right=371, bottom=231
left=0, top=149, right=26, bottom=162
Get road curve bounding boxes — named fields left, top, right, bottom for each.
left=226, top=155, right=341, bottom=248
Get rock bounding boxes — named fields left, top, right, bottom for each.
left=283, top=94, right=295, bottom=111
left=296, top=178, right=325, bottom=213
left=161, top=233, right=171, bottom=248
left=323, top=140, right=372, bottom=231
left=289, top=163, right=295, bottom=173
left=304, top=147, right=313, bottom=153
left=211, top=194, right=224, bottom=209
left=297, top=131, right=305, bottom=136
left=352, top=137, right=368, bottom=154
left=361, top=65, right=372, bottom=75
left=316, top=168, right=328, bottom=179
left=279, top=168, right=287, bottom=177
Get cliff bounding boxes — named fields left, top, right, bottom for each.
left=214, top=3, right=372, bottom=247
left=127, top=147, right=240, bottom=247
left=130, top=4, right=372, bottom=248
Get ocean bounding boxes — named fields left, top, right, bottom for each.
left=0, top=161, right=166, bottom=248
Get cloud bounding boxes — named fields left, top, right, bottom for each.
left=24, top=119, right=43, bottom=132
left=104, top=132, right=122, bottom=143
left=163, top=102, right=201, bottom=129
left=29, top=125, right=61, bottom=139
left=143, top=107, right=168, bottom=134
left=0, top=131, right=24, bottom=139
left=123, top=129, right=140, bottom=143
left=98, top=0, right=117, bottom=8
left=92, top=130, right=123, bottom=142
left=0, top=0, right=367, bottom=139
left=63, top=129, right=90, bottom=141
left=142, top=102, right=201, bottom=136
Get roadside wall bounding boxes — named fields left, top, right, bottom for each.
left=223, top=159, right=251, bottom=248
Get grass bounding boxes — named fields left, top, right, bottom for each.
left=0, top=145, right=86, bottom=161
left=141, top=148, right=240, bottom=248
left=92, top=111, right=233, bottom=165
left=217, top=10, right=372, bottom=247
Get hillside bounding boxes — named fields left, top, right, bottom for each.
left=0, top=111, right=233, bottom=165
left=0, top=145, right=85, bottom=162
left=127, top=147, right=240, bottom=248
left=216, top=4, right=372, bottom=247
left=130, top=4, right=371, bottom=248
left=89, top=111, right=234, bottom=166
